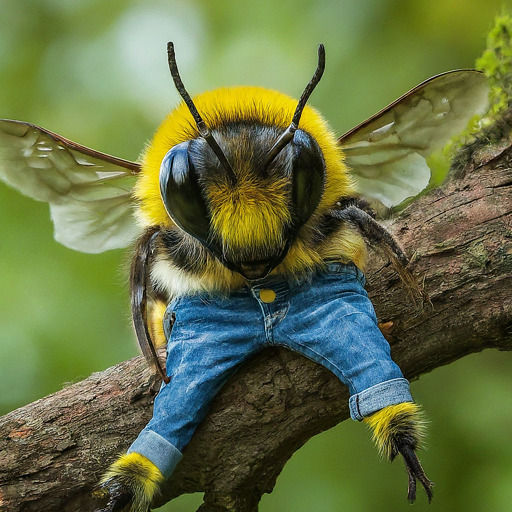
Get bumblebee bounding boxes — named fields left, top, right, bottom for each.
left=0, top=43, right=488, bottom=511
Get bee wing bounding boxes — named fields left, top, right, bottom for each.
left=0, top=119, right=142, bottom=253
left=339, top=70, right=489, bottom=209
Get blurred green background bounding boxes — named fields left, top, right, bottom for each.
left=1, top=1, right=511, bottom=511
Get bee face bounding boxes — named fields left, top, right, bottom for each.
left=159, top=121, right=326, bottom=280
left=134, top=84, right=358, bottom=290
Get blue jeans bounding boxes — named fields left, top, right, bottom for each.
left=128, top=263, right=413, bottom=478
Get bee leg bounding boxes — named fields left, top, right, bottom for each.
left=94, top=480, right=133, bottom=512
left=363, top=402, right=434, bottom=503
left=394, top=434, right=434, bottom=503
left=330, top=202, right=428, bottom=302
left=94, top=452, right=164, bottom=512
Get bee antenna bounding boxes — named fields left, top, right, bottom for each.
left=265, top=44, right=326, bottom=167
left=167, top=42, right=236, bottom=182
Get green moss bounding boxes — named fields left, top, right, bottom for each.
left=417, top=16, right=512, bottom=187
left=476, top=13, right=512, bottom=115
left=467, top=241, right=490, bottom=269
left=449, top=13, right=512, bottom=176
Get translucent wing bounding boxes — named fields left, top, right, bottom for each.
left=0, top=119, right=141, bottom=253
left=339, top=70, right=489, bottom=208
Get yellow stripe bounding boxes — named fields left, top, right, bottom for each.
left=134, top=86, right=354, bottom=228
left=100, top=452, right=164, bottom=506
left=148, top=299, right=168, bottom=349
left=363, top=402, right=426, bottom=459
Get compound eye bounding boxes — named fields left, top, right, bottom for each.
left=290, top=129, right=325, bottom=229
left=159, top=141, right=211, bottom=244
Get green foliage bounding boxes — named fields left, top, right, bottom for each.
left=448, top=13, right=512, bottom=176
left=400, top=14, right=512, bottom=200
left=432, top=14, right=512, bottom=182
left=477, top=13, right=512, bottom=114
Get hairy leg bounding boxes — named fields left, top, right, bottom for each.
left=94, top=453, right=164, bottom=512
left=364, top=402, right=434, bottom=502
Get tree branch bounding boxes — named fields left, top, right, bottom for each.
left=1, top=113, right=511, bottom=512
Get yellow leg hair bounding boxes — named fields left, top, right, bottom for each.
left=96, top=452, right=164, bottom=512
left=148, top=299, right=168, bottom=349
left=364, top=403, right=433, bottom=502
left=363, top=402, right=426, bottom=460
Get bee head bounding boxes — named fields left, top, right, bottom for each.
left=158, top=43, right=326, bottom=280
left=159, top=122, right=325, bottom=280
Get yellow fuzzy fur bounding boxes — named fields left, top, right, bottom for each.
left=148, top=299, right=168, bottom=348
left=135, top=86, right=354, bottom=228
left=363, top=402, right=426, bottom=460
left=134, top=87, right=365, bottom=286
left=100, top=452, right=164, bottom=511
left=208, top=173, right=291, bottom=252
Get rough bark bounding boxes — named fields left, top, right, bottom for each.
left=1, top=115, right=511, bottom=512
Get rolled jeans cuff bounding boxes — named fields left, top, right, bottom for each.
left=349, top=378, right=413, bottom=421
left=127, top=429, right=183, bottom=479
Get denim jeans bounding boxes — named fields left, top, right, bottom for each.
left=128, top=262, right=413, bottom=478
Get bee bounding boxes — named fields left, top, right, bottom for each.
left=0, top=43, right=488, bottom=511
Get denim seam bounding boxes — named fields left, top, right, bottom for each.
left=323, top=262, right=366, bottom=286
left=127, top=429, right=183, bottom=479
left=257, top=301, right=273, bottom=344
left=270, top=304, right=290, bottom=328
left=348, top=378, right=412, bottom=421
left=336, top=311, right=375, bottom=321
left=167, top=296, right=182, bottom=312
left=353, top=377, right=407, bottom=398
left=253, top=292, right=289, bottom=345
left=289, top=339, right=351, bottom=390
left=264, top=315, right=274, bottom=344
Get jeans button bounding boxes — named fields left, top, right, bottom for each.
left=259, top=289, right=276, bottom=303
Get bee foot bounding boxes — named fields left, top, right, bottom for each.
left=94, top=478, right=133, bottom=512
left=397, top=441, right=434, bottom=503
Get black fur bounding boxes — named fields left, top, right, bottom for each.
left=313, top=197, right=377, bottom=245
left=159, top=228, right=208, bottom=275
left=329, top=200, right=408, bottom=266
